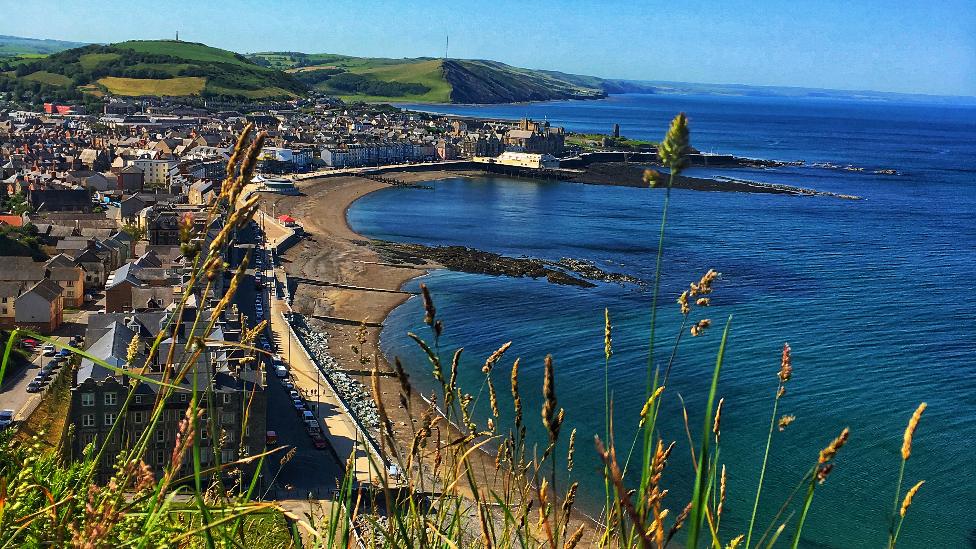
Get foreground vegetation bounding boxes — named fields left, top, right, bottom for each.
left=0, top=115, right=931, bottom=548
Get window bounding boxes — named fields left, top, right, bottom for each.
left=82, top=432, right=96, bottom=445
left=156, top=429, right=165, bottom=443
left=134, top=395, right=143, bottom=405
left=156, top=450, right=165, bottom=466
left=104, top=413, right=116, bottom=426
left=221, top=449, right=235, bottom=463
left=81, top=393, right=94, bottom=407
left=222, top=393, right=232, bottom=405
left=179, top=393, right=187, bottom=403
left=66, top=289, right=74, bottom=298
left=201, top=428, right=208, bottom=440
left=133, top=411, right=144, bottom=424
left=81, top=414, right=95, bottom=427
left=104, top=393, right=117, bottom=406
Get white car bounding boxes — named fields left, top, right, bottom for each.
left=0, top=409, right=15, bottom=430
left=41, top=344, right=56, bottom=356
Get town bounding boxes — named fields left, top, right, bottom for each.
left=0, top=92, right=576, bottom=519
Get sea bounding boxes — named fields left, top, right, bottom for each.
left=346, top=94, right=976, bottom=548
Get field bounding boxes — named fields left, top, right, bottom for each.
left=253, top=51, right=422, bottom=71
left=78, top=52, right=121, bottom=70
left=22, top=70, right=72, bottom=86
left=97, top=75, right=206, bottom=96
left=329, top=59, right=452, bottom=103
left=117, top=40, right=252, bottom=66
left=205, top=84, right=297, bottom=98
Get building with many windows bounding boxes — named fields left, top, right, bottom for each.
left=70, top=305, right=266, bottom=483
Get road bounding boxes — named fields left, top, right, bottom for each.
left=0, top=308, right=91, bottom=423
left=232, top=221, right=344, bottom=500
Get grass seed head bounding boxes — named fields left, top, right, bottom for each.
left=902, top=402, right=927, bottom=461
left=900, top=480, right=924, bottom=517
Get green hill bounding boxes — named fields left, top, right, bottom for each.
left=0, top=35, right=87, bottom=58
left=0, top=40, right=305, bottom=101
left=248, top=51, right=610, bottom=103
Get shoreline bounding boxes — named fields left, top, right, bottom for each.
left=258, top=170, right=602, bottom=541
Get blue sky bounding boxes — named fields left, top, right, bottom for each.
left=2, top=0, right=974, bottom=96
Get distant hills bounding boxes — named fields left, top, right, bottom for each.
left=0, top=35, right=87, bottom=57
left=0, top=35, right=969, bottom=105
left=0, top=40, right=306, bottom=101
left=247, top=52, right=645, bottom=103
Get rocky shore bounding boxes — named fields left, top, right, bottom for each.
left=291, top=314, right=382, bottom=433
left=569, top=162, right=862, bottom=199
left=367, top=240, right=643, bottom=288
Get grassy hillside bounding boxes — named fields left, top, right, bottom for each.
left=0, top=40, right=305, bottom=101
left=249, top=51, right=607, bottom=103
left=0, top=35, right=86, bottom=57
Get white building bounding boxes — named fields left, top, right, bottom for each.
left=476, top=151, right=560, bottom=169
left=260, top=147, right=294, bottom=163
left=130, top=157, right=177, bottom=188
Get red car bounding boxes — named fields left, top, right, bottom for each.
left=311, top=434, right=328, bottom=450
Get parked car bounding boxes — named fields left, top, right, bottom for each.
left=57, top=348, right=71, bottom=358
left=47, top=359, right=62, bottom=370
left=302, top=410, right=315, bottom=423
left=274, top=366, right=288, bottom=379
left=292, top=399, right=305, bottom=413
left=282, top=379, right=294, bottom=390
left=0, top=410, right=15, bottom=430
left=311, top=434, right=328, bottom=450
left=41, top=344, right=56, bottom=356
left=26, top=382, right=43, bottom=393
left=305, top=419, right=321, bottom=434
left=32, top=374, right=48, bottom=384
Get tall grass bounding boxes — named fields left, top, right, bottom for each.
left=0, top=115, right=931, bottom=548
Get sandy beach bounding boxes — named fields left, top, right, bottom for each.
left=256, top=170, right=512, bottom=487
left=257, top=169, right=603, bottom=542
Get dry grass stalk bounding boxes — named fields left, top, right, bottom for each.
left=819, top=427, right=850, bottom=464
left=666, top=502, right=692, bottom=545
left=393, top=356, right=411, bottom=409
left=595, top=435, right=653, bottom=548
left=420, top=282, right=436, bottom=326
left=900, top=480, right=924, bottom=517
left=901, top=402, right=926, bottom=461
left=690, top=318, right=712, bottom=337
left=567, top=428, right=577, bottom=472
left=778, top=414, right=796, bottom=431
left=542, top=354, right=563, bottom=446
left=604, top=308, right=613, bottom=359
left=564, top=524, right=585, bottom=549
left=717, top=465, right=727, bottom=521
left=511, top=357, right=522, bottom=427
left=483, top=341, right=512, bottom=373
left=713, top=397, right=725, bottom=443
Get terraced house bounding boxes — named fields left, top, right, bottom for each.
left=70, top=305, right=267, bottom=483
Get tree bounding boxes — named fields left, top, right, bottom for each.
left=120, top=223, right=146, bottom=242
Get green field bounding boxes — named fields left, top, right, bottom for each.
left=116, top=40, right=252, bottom=66
left=98, top=76, right=206, bottom=96
left=78, top=52, right=121, bottom=70
left=329, top=59, right=451, bottom=102
left=23, top=70, right=72, bottom=86
left=2, top=40, right=304, bottom=101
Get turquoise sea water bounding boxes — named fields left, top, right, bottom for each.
left=348, top=94, right=976, bottom=548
